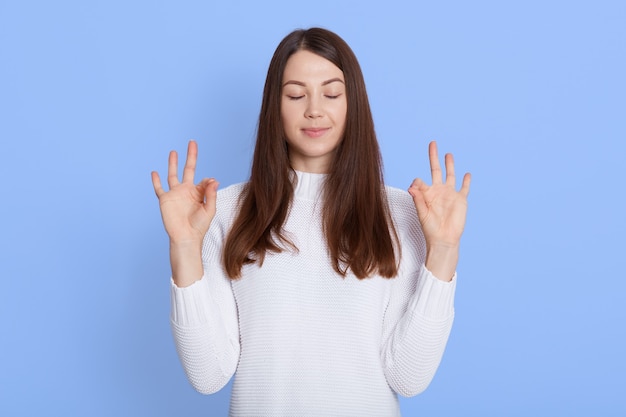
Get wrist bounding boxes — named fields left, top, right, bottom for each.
left=169, top=238, right=203, bottom=251
left=426, top=241, right=459, bottom=255
left=425, top=243, right=459, bottom=282
left=169, top=240, right=204, bottom=288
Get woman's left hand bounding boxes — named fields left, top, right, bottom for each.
left=408, top=141, right=470, bottom=280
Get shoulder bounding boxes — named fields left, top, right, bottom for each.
left=202, top=181, right=248, bottom=247
left=208, top=181, right=248, bottom=233
left=385, top=185, right=426, bottom=267
left=385, top=185, right=418, bottom=225
left=216, top=182, right=247, bottom=210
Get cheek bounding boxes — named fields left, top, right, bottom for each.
left=336, top=105, right=348, bottom=127
left=334, top=98, right=347, bottom=120
left=281, top=102, right=297, bottom=126
left=280, top=108, right=296, bottom=141
left=280, top=112, right=290, bottom=134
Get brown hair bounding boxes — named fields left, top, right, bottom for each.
left=223, top=27, right=399, bottom=279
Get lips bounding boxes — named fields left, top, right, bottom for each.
left=302, top=127, right=330, bottom=138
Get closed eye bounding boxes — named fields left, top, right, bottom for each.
left=287, top=95, right=304, bottom=101
left=325, top=94, right=342, bottom=99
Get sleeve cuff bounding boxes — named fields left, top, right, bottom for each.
left=170, top=275, right=216, bottom=327
left=410, top=265, right=457, bottom=319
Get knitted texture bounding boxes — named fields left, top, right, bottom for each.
left=170, top=171, right=456, bottom=417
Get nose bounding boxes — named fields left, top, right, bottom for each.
left=305, top=97, right=323, bottom=119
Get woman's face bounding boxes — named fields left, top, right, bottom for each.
left=281, top=50, right=347, bottom=173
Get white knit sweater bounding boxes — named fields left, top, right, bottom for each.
left=170, top=171, right=456, bottom=416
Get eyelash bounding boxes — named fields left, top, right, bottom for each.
left=287, top=94, right=341, bottom=101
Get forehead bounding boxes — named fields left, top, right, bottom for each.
left=282, top=50, right=344, bottom=83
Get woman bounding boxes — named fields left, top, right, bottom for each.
left=152, top=28, right=470, bottom=416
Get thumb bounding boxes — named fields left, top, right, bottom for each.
left=201, top=178, right=219, bottom=216
left=408, top=178, right=428, bottom=218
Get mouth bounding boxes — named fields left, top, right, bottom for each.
left=301, top=127, right=330, bottom=138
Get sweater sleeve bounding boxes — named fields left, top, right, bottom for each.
left=380, top=189, right=457, bottom=397
left=169, top=188, right=241, bottom=395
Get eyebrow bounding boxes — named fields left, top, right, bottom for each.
left=282, top=77, right=345, bottom=87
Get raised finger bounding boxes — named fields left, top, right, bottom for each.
left=460, top=172, right=471, bottom=197
left=182, top=140, right=198, bottom=184
left=429, top=141, right=443, bottom=185
left=151, top=171, right=165, bottom=198
left=445, top=153, right=456, bottom=186
left=167, top=150, right=180, bottom=189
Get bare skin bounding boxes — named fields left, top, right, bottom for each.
left=151, top=140, right=217, bottom=287
left=152, top=140, right=470, bottom=286
left=408, top=141, right=471, bottom=281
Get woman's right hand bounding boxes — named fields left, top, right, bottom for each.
left=151, top=140, right=218, bottom=246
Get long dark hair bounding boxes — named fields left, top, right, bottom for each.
left=223, top=27, right=399, bottom=279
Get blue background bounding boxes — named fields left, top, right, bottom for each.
left=1, top=0, right=625, bottom=415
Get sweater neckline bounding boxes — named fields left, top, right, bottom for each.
left=293, top=170, right=326, bottom=201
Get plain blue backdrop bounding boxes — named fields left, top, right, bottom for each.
left=1, top=0, right=625, bottom=416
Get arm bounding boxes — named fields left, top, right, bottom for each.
left=169, top=217, right=240, bottom=394
left=152, top=140, right=240, bottom=393
left=382, top=141, right=470, bottom=396
left=381, top=200, right=456, bottom=397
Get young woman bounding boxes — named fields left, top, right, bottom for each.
left=152, top=28, right=470, bottom=416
